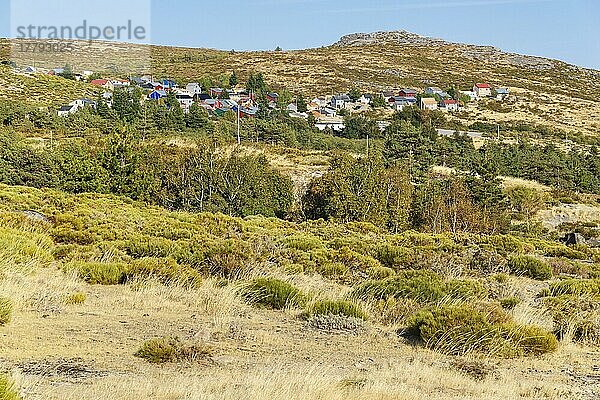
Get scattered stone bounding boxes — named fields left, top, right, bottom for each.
left=451, top=358, right=498, bottom=381
left=21, top=210, right=51, bottom=224
left=14, top=358, right=108, bottom=381
left=305, top=314, right=366, bottom=335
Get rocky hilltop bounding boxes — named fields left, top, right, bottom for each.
left=333, top=30, right=558, bottom=70
left=333, top=30, right=449, bottom=47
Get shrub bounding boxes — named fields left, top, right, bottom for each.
left=0, top=297, right=13, bottom=326
left=134, top=337, right=213, bottom=364
left=366, top=266, right=395, bottom=280
left=123, top=257, right=201, bottom=287
left=303, top=299, right=368, bottom=321
left=283, top=234, right=323, bottom=251
left=505, top=324, right=559, bottom=356
left=544, top=295, right=600, bottom=344
left=492, top=273, right=510, bottom=284
left=508, top=255, right=552, bottom=280
left=65, top=292, right=87, bottom=305
left=351, top=270, right=446, bottom=302
left=549, top=279, right=600, bottom=296
left=446, top=279, right=488, bottom=300
left=0, top=374, right=20, bottom=400
left=66, top=262, right=128, bottom=285
left=333, top=247, right=381, bottom=272
left=405, top=304, right=557, bottom=357
left=500, top=296, right=521, bottom=310
left=351, top=270, right=486, bottom=302
left=241, top=278, right=305, bottom=309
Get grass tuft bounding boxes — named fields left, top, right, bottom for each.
left=508, top=255, right=553, bottom=280
left=0, top=297, right=13, bottom=326
left=65, top=292, right=87, bottom=305
left=303, top=299, right=368, bottom=321
left=0, top=373, right=21, bottom=400
left=406, top=304, right=557, bottom=357
left=134, top=337, right=213, bottom=364
left=241, top=277, right=305, bottom=309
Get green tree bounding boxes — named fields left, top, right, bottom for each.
left=349, top=87, right=362, bottom=102
left=59, top=64, right=75, bottom=80
left=371, top=94, right=387, bottom=108
left=303, top=153, right=411, bottom=230
left=247, top=72, right=267, bottom=94
left=384, top=119, right=437, bottom=178
left=296, top=94, right=308, bottom=113
left=186, top=103, right=211, bottom=129
left=230, top=71, right=238, bottom=88
left=342, top=114, right=380, bottom=140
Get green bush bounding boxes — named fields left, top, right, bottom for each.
left=0, top=374, right=21, bottom=400
left=446, top=280, right=488, bottom=300
left=366, top=266, right=395, bottom=280
left=544, top=295, right=600, bottom=344
left=351, top=270, right=446, bottom=302
left=134, top=337, right=213, bottom=364
left=242, top=278, right=305, bottom=309
left=123, top=257, right=201, bottom=287
left=283, top=234, right=323, bottom=251
left=500, top=296, right=521, bottom=310
left=66, top=258, right=202, bottom=287
left=351, top=270, right=486, bottom=302
left=0, top=297, right=13, bottom=326
left=549, top=279, right=600, bottom=296
left=508, top=255, right=552, bottom=280
left=66, top=262, right=128, bottom=285
left=406, top=304, right=557, bottom=357
left=303, top=299, right=368, bottom=321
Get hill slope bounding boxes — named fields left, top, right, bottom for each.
left=1, top=32, right=600, bottom=135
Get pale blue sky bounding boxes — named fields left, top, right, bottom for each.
left=1, top=0, right=599, bottom=69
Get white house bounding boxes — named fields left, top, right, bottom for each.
left=460, top=90, right=477, bottom=102
left=420, top=97, right=438, bottom=111
left=57, top=104, right=78, bottom=117
left=58, top=98, right=97, bottom=116
left=358, top=94, right=372, bottom=104
left=69, top=98, right=97, bottom=109
left=175, top=92, right=195, bottom=112
left=496, top=88, right=510, bottom=100
left=331, top=94, right=351, bottom=110
left=392, top=99, right=412, bottom=112
left=315, top=116, right=345, bottom=131
left=473, top=83, right=492, bottom=98
left=111, top=79, right=130, bottom=89
left=425, top=87, right=444, bottom=96
left=186, top=83, right=203, bottom=96
left=102, top=92, right=113, bottom=107
left=441, top=99, right=459, bottom=112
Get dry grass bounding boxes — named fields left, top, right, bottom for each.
left=0, top=266, right=598, bottom=400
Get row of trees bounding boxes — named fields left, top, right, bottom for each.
left=0, top=130, right=292, bottom=218
left=302, top=152, right=510, bottom=234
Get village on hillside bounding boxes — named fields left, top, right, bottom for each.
left=12, top=64, right=511, bottom=132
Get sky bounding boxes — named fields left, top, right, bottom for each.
left=1, top=0, right=599, bottom=69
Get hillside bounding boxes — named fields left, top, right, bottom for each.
left=1, top=184, right=600, bottom=399
left=2, top=32, right=600, bottom=135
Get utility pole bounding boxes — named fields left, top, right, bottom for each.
left=237, top=103, right=241, bottom=145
